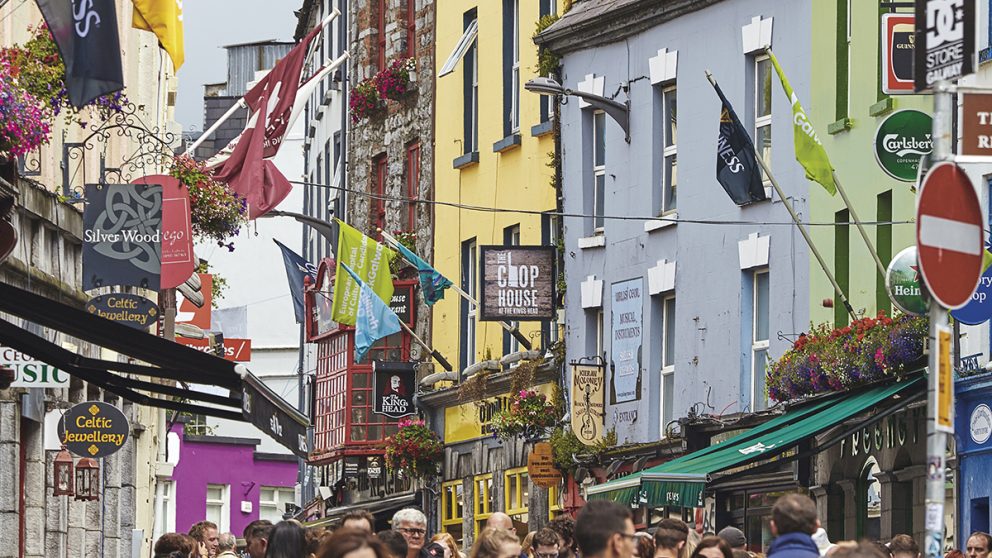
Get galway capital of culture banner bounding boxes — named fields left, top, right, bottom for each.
left=82, top=184, right=162, bottom=291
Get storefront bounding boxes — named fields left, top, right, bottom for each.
left=956, top=372, right=992, bottom=539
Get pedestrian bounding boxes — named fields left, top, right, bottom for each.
left=154, top=532, right=197, bottom=558
left=654, top=519, right=688, bottom=558
left=488, top=513, right=518, bottom=535
left=431, top=532, right=462, bottom=558
left=393, top=508, right=430, bottom=558
left=947, top=551, right=965, bottom=558
left=533, top=528, right=563, bottom=558
left=766, top=494, right=820, bottom=558
left=308, top=528, right=331, bottom=558
left=379, top=529, right=410, bottom=558
left=244, top=520, right=274, bottom=558
left=690, top=537, right=733, bottom=558
left=266, top=520, right=309, bottom=558
left=344, top=510, right=377, bottom=533
left=968, top=533, right=992, bottom=558
left=717, top=528, right=747, bottom=553
left=522, top=532, right=537, bottom=558
left=318, top=529, right=392, bottom=558
left=549, top=516, right=577, bottom=558
left=574, top=500, right=636, bottom=558
left=828, top=542, right=888, bottom=558
left=214, top=532, right=238, bottom=558
left=634, top=533, right=655, bottom=558
left=190, top=521, right=220, bottom=558
left=470, top=527, right=522, bottom=558
left=887, top=535, right=918, bottom=558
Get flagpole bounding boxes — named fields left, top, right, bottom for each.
left=705, top=71, right=857, bottom=322
left=830, top=171, right=888, bottom=279
left=396, top=320, right=453, bottom=372
left=379, top=229, right=534, bottom=351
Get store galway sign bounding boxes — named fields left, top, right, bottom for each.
left=57, top=401, right=130, bottom=458
left=873, top=110, right=933, bottom=182
left=886, top=246, right=927, bottom=316
left=372, top=361, right=416, bottom=419
left=914, top=0, right=975, bottom=92
left=571, top=363, right=606, bottom=446
left=86, top=293, right=159, bottom=329
left=242, top=371, right=311, bottom=459
left=480, top=246, right=555, bottom=321
left=882, top=13, right=916, bottom=94
left=1, top=347, right=70, bottom=388
left=82, top=183, right=162, bottom=291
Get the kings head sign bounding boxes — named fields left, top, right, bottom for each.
left=373, top=361, right=416, bottom=419
left=480, top=246, right=555, bottom=321
left=82, top=183, right=162, bottom=291
left=58, top=401, right=130, bottom=458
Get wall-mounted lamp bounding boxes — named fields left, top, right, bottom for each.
left=524, top=77, right=630, bottom=142
left=53, top=446, right=75, bottom=496
left=74, top=457, right=100, bottom=501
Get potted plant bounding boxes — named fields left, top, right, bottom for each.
left=349, top=79, right=381, bottom=122
left=384, top=418, right=443, bottom=479
left=169, top=155, right=248, bottom=251
left=374, top=58, right=416, bottom=101
left=490, top=389, right=559, bottom=441
left=0, top=57, right=50, bottom=160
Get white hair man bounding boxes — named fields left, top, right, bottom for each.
left=216, top=532, right=239, bottom=558
left=393, top=508, right=429, bottom=558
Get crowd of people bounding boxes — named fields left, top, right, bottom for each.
left=151, top=493, right=990, bottom=558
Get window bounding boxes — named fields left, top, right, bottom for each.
left=153, top=480, right=176, bottom=542
left=876, top=191, right=892, bottom=315
left=466, top=28, right=479, bottom=152
left=504, top=468, right=529, bottom=531
left=596, top=309, right=604, bottom=358
left=661, top=296, right=676, bottom=434
left=503, top=225, right=521, bottom=355
left=376, top=0, right=387, bottom=72
left=504, top=0, right=520, bottom=134
left=541, top=213, right=561, bottom=346
left=835, top=209, right=850, bottom=326
left=316, top=154, right=323, bottom=260
left=205, top=484, right=230, bottom=532
left=474, top=474, right=494, bottom=536
left=461, top=239, right=478, bottom=370
left=538, top=0, right=557, bottom=122
left=184, top=414, right=209, bottom=436
left=836, top=0, right=851, bottom=119
left=404, top=142, right=421, bottom=232
left=548, top=483, right=562, bottom=520
left=661, top=86, right=677, bottom=213
left=438, top=17, right=478, bottom=76
left=592, top=111, right=606, bottom=232
left=442, top=481, right=465, bottom=542
left=751, top=270, right=769, bottom=411
left=754, top=56, right=772, bottom=183
left=406, top=0, right=416, bottom=58
left=260, top=486, right=296, bottom=523
left=373, top=155, right=387, bottom=236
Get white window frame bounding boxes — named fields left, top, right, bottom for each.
left=259, top=486, right=296, bottom=523
left=661, top=86, right=677, bottom=214
left=754, top=55, right=772, bottom=189
left=439, top=19, right=479, bottom=77
left=467, top=240, right=478, bottom=366
left=751, top=269, right=769, bottom=411
left=205, top=484, right=230, bottom=533
left=660, top=296, right=675, bottom=435
left=510, top=0, right=520, bottom=133
left=471, top=41, right=479, bottom=152
left=595, top=309, right=604, bottom=358
left=592, top=111, right=606, bottom=232
left=153, top=479, right=176, bottom=542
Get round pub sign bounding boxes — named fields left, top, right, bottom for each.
left=874, top=109, right=933, bottom=182
left=885, top=246, right=927, bottom=316
left=58, top=401, right=130, bottom=458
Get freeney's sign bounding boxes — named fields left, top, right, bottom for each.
left=58, top=401, right=130, bottom=458
left=480, top=246, right=555, bottom=321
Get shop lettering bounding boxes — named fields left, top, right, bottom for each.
left=477, top=396, right=511, bottom=434
left=613, top=408, right=638, bottom=424
left=380, top=394, right=410, bottom=415
left=83, top=229, right=162, bottom=244
left=63, top=430, right=125, bottom=446
left=496, top=254, right=540, bottom=310
left=841, top=408, right=921, bottom=457
left=1, top=349, right=68, bottom=385
left=73, top=0, right=102, bottom=38
left=882, top=134, right=933, bottom=156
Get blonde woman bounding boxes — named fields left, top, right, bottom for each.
left=470, top=528, right=522, bottom=558
left=432, top=532, right=464, bottom=558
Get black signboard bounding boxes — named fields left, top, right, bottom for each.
left=242, top=371, right=311, bottom=459
left=58, top=401, right=130, bottom=458
left=344, top=456, right=361, bottom=478
left=372, top=361, right=416, bottom=419
left=86, top=293, right=159, bottom=329
left=914, top=0, right=975, bottom=91
left=82, top=183, right=162, bottom=291
left=479, top=246, right=556, bottom=321
left=389, top=284, right=416, bottom=327
left=367, top=455, right=382, bottom=479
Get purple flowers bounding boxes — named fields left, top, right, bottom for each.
left=0, top=58, right=51, bottom=158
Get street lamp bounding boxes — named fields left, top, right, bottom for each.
left=53, top=446, right=74, bottom=496
left=74, top=457, right=100, bottom=501
left=524, top=77, right=630, bottom=142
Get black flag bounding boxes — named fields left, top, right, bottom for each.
left=712, top=82, right=767, bottom=205
left=36, top=0, right=124, bottom=108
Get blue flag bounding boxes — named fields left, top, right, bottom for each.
left=340, top=263, right=402, bottom=363
left=393, top=240, right=453, bottom=305
left=274, top=239, right=316, bottom=323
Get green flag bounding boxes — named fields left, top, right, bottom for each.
left=331, top=220, right=397, bottom=326
left=767, top=50, right=837, bottom=196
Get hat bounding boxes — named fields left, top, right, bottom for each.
left=811, top=528, right=835, bottom=557
left=717, top=527, right=747, bottom=549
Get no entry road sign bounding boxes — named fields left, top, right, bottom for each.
left=916, top=161, right=984, bottom=309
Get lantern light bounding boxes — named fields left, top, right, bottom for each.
left=53, top=447, right=74, bottom=496
left=74, top=457, right=100, bottom=501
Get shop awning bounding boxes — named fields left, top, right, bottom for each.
left=586, top=375, right=924, bottom=508
left=303, top=493, right=418, bottom=528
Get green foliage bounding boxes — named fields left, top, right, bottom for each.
left=195, top=261, right=228, bottom=308
left=548, top=427, right=586, bottom=471
left=385, top=418, right=443, bottom=479
left=491, top=389, right=559, bottom=440
left=170, top=155, right=248, bottom=251
left=533, top=15, right=562, bottom=77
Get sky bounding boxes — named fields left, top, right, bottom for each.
left=175, top=0, right=299, bottom=132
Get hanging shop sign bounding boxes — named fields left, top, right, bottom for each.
left=57, top=401, right=130, bottom=458
left=389, top=283, right=416, bottom=327
left=960, top=92, right=992, bottom=159
left=177, top=337, right=252, bottom=361
left=882, top=14, right=916, bottom=94
left=367, top=455, right=382, bottom=479
left=82, top=183, right=163, bottom=291
left=914, top=0, right=975, bottom=92
left=952, top=266, right=992, bottom=325
left=610, top=278, right=643, bottom=404
left=527, top=442, right=562, bottom=488
left=874, top=110, right=933, bottom=182
left=372, top=361, right=416, bottom=419
left=86, top=293, right=159, bottom=329
left=571, top=363, right=606, bottom=445
left=135, top=175, right=194, bottom=289
left=479, top=246, right=555, bottom=321
left=242, top=371, right=311, bottom=459
left=970, top=404, right=992, bottom=445
left=886, top=246, right=927, bottom=316
left=444, top=382, right=555, bottom=443
left=1, top=347, right=70, bottom=388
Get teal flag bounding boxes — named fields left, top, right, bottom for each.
left=393, top=240, right=453, bottom=305
left=340, top=263, right=402, bottom=363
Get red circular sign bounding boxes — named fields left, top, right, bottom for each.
left=916, top=161, right=984, bottom=309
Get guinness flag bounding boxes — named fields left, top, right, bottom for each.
left=712, top=82, right=766, bottom=206
left=36, top=0, right=124, bottom=108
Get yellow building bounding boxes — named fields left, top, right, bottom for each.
left=432, top=0, right=561, bottom=369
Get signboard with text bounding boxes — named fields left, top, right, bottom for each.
left=914, top=0, right=975, bottom=91
left=610, top=279, right=643, bottom=404
left=82, top=183, right=162, bottom=291
left=58, top=401, right=130, bottom=458
left=86, top=293, right=159, bottom=329
left=389, top=283, right=416, bottom=327
left=177, top=337, right=252, bottom=361
left=571, top=363, right=606, bottom=445
left=1, top=347, right=70, bottom=388
left=372, top=361, right=416, bottom=418
left=135, top=174, right=194, bottom=289
left=882, top=14, right=916, bottom=94
left=242, top=371, right=311, bottom=459
left=960, top=92, right=992, bottom=159
left=874, top=110, right=933, bottom=181
left=480, top=246, right=555, bottom=321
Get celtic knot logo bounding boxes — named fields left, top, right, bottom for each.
left=91, top=184, right=162, bottom=274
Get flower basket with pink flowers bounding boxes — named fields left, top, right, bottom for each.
left=490, top=389, right=559, bottom=441
left=349, top=79, right=381, bottom=122
left=169, top=155, right=248, bottom=251
left=384, top=418, right=443, bottom=479
left=0, top=57, right=50, bottom=159
left=374, top=58, right=416, bottom=101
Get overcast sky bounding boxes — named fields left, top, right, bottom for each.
left=175, top=0, right=299, bottom=131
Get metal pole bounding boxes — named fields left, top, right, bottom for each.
left=831, top=171, right=888, bottom=279
left=925, top=80, right=953, bottom=558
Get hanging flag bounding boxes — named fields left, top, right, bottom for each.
left=132, top=0, right=185, bottom=71
left=331, top=221, right=396, bottom=326
left=340, top=263, right=402, bottom=363
left=36, top=0, right=124, bottom=108
left=274, top=239, right=316, bottom=323
left=710, top=81, right=767, bottom=205
left=392, top=240, right=453, bottom=305
left=767, top=50, right=837, bottom=196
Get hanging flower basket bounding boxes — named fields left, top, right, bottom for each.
left=349, top=79, right=382, bottom=122
left=374, top=58, right=416, bottom=101
left=490, top=390, right=559, bottom=441
left=169, top=155, right=248, bottom=251
left=384, top=418, right=443, bottom=479
left=767, top=311, right=927, bottom=402
left=0, top=58, right=50, bottom=159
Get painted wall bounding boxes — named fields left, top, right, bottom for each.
left=557, top=1, right=812, bottom=444
left=171, top=424, right=297, bottom=537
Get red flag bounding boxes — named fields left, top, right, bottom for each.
left=211, top=94, right=292, bottom=219
left=243, top=25, right=323, bottom=159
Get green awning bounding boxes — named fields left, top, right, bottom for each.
left=586, top=375, right=923, bottom=508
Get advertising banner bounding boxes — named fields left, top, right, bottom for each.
left=610, top=279, right=643, bottom=404
left=873, top=110, right=933, bottom=182
left=372, top=361, right=416, bottom=419
left=58, top=401, right=130, bottom=458
left=882, top=14, right=915, bottom=94
left=82, top=183, right=162, bottom=291
left=480, top=246, right=555, bottom=321
left=571, top=363, right=606, bottom=445
left=1, top=347, right=70, bottom=388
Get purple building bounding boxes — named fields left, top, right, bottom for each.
left=161, top=422, right=298, bottom=539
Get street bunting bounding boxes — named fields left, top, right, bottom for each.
left=58, top=401, right=130, bottom=458
left=86, top=293, right=159, bottom=330
left=914, top=0, right=975, bottom=92
left=960, top=92, right=992, bottom=159
left=885, top=246, right=927, bottom=316
left=82, top=183, right=162, bottom=291
left=1, top=347, right=69, bottom=388
left=372, top=361, right=416, bottom=419
left=571, top=363, right=606, bottom=446
left=874, top=110, right=933, bottom=182
left=882, top=13, right=916, bottom=94
left=242, top=371, right=311, bottom=459
left=479, top=246, right=555, bottom=321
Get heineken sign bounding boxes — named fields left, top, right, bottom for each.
left=58, top=401, right=130, bottom=458
left=874, top=110, right=933, bottom=182
left=886, top=246, right=927, bottom=316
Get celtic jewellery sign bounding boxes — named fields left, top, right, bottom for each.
left=58, top=401, right=130, bottom=458
left=82, top=183, right=162, bottom=291
left=86, top=293, right=159, bottom=329
left=873, top=110, right=933, bottom=182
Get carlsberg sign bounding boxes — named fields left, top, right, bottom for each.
left=874, top=109, right=933, bottom=182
